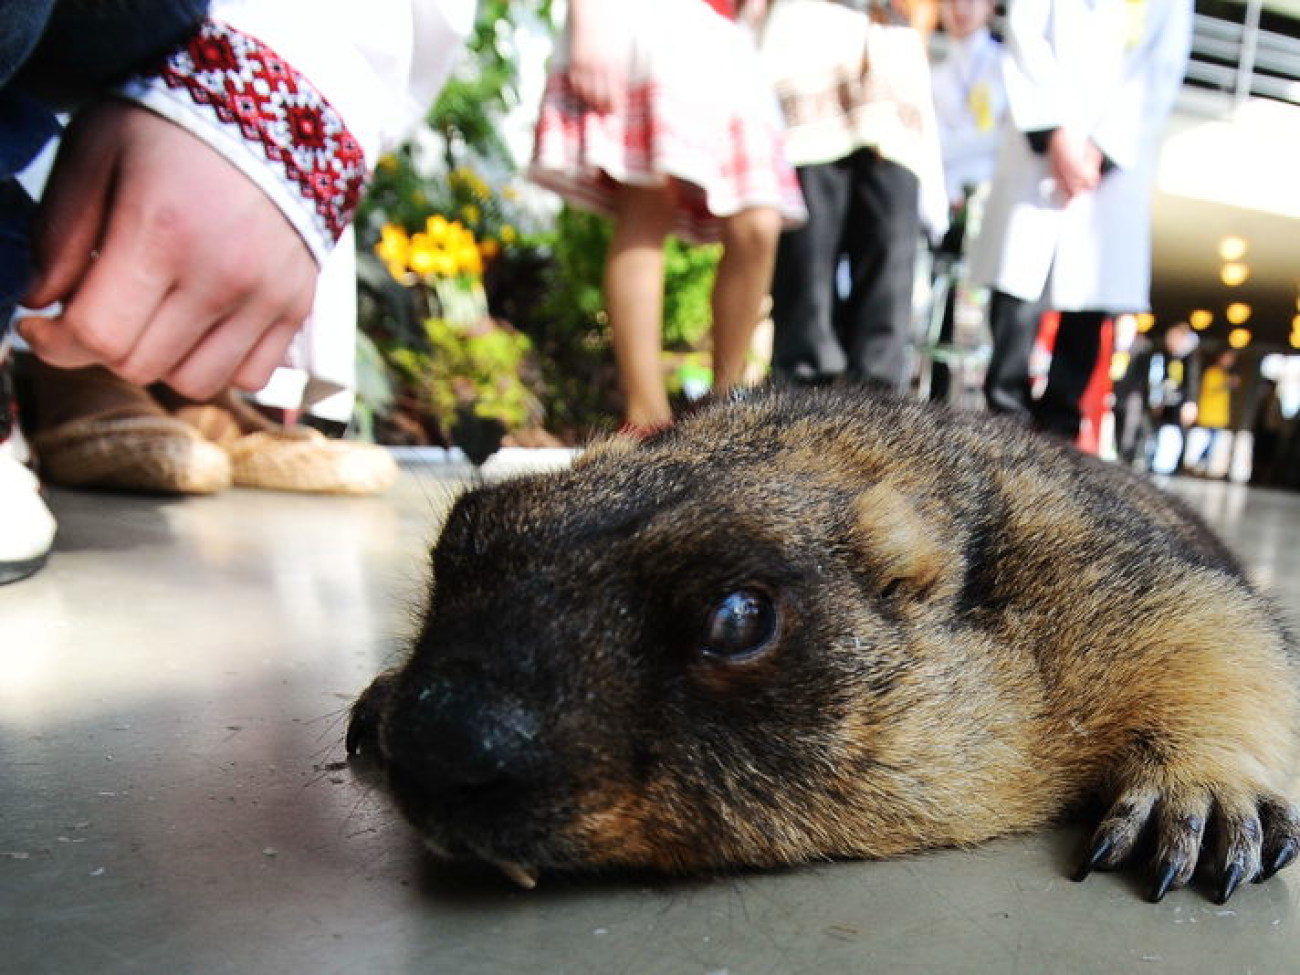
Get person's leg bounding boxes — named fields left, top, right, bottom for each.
left=769, top=161, right=850, bottom=384
left=712, top=205, right=781, bottom=392
left=983, top=289, right=1040, bottom=420
left=1033, top=310, right=1107, bottom=440
left=605, top=182, right=676, bottom=429
left=838, top=150, right=920, bottom=390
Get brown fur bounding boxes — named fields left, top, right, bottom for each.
left=349, top=385, right=1300, bottom=902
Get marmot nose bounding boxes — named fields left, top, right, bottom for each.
left=388, top=675, right=542, bottom=790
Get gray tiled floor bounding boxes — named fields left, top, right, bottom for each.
left=3, top=459, right=1300, bottom=974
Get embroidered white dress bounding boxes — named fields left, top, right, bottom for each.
left=529, top=0, right=806, bottom=245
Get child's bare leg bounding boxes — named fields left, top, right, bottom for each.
left=606, top=183, right=676, bottom=428
left=712, top=206, right=781, bottom=392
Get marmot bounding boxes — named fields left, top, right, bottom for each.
left=348, top=385, right=1300, bottom=904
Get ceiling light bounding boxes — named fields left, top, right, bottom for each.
left=1219, top=235, right=1248, bottom=261
left=1135, top=312, right=1155, bottom=332
left=1226, top=302, right=1252, bottom=325
left=1228, top=327, right=1251, bottom=348
left=1220, top=262, right=1250, bottom=286
left=1189, top=309, right=1213, bottom=330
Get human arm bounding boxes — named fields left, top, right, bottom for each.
left=1000, top=0, right=1102, bottom=200
left=20, top=0, right=474, bottom=399
left=20, top=99, right=317, bottom=398
left=564, top=0, right=626, bottom=114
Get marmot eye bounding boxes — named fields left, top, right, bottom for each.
left=703, top=590, right=778, bottom=661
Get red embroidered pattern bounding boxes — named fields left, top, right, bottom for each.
left=154, top=21, right=365, bottom=243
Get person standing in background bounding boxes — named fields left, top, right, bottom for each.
left=926, top=0, right=1006, bottom=400
left=1146, top=320, right=1200, bottom=475
left=967, top=0, right=1192, bottom=440
left=931, top=0, right=1005, bottom=221
left=1187, top=346, right=1239, bottom=476
left=530, top=0, right=806, bottom=434
left=761, top=0, right=947, bottom=391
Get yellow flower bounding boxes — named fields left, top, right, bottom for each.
left=377, top=153, right=399, bottom=173
left=458, top=244, right=484, bottom=276
left=407, top=232, right=444, bottom=277
left=448, top=221, right=476, bottom=253
left=431, top=252, right=458, bottom=277
left=501, top=185, right=519, bottom=202
left=374, top=224, right=411, bottom=281
left=460, top=204, right=481, bottom=226
left=425, top=213, right=451, bottom=243
left=500, top=224, right=518, bottom=245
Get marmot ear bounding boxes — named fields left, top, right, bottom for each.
left=851, top=483, right=952, bottom=602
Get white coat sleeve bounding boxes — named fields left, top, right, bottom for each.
left=1000, top=0, right=1064, bottom=135
left=114, top=0, right=476, bottom=263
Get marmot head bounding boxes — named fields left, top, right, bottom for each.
left=349, top=412, right=964, bottom=888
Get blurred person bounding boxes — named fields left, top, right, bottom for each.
left=760, top=0, right=947, bottom=391
left=1108, top=319, right=1156, bottom=468
left=926, top=0, right=1006, bottom=400
left=0, top=0, right=475, bottom=583
left=931, top=0, right=1005, bottom=219
left=967, top=0, right=1192, bottom=440
left=529, top=0, right=806, bottom=433
left=1146, top=320, right=1199, bottom=476
left=1250, top=378, right=1285, bottom=487
left=1186, top=346, right=1239, bottom=477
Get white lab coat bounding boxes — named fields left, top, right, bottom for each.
left=967, top=0, right=1191, bottom=312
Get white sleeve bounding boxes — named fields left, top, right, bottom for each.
left=208, top=0, right=476, bottom=162
left=115, top=0, right=475, bottom=262
left=1000, top=0, right=1064, bottom=135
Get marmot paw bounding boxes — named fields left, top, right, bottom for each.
left=1073, top=784, right=1300, bottom=904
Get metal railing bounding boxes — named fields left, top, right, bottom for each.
left=1185, top=0, right=1300, bottom=107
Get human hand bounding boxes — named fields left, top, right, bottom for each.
left=1046, top=128, right=1102, bottom=202
left=565, top=0, right=624, bottom=113
left=738, top=0, right=770, bottom=34
left=20, top=100, right=318, bottom=400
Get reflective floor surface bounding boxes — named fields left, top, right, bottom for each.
left=3, top=457, right=1300, bottom=974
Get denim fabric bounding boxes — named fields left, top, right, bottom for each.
left=19, top=0, right=211, bottom=97
left=0, top=0, right=210, bottom=333
left=1, top=0, right=58, bottom=327
left=0, top=0, right=55, bottom=89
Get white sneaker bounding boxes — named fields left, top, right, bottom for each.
left=0, top=443, right=56, bottom=584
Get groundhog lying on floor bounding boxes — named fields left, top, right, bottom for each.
left=348, top=385, right=1300, bottom=904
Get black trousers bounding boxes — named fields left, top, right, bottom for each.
left=984, top=289, right=1106, bottom=440
left=770, top=150, right=920, bottom=389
